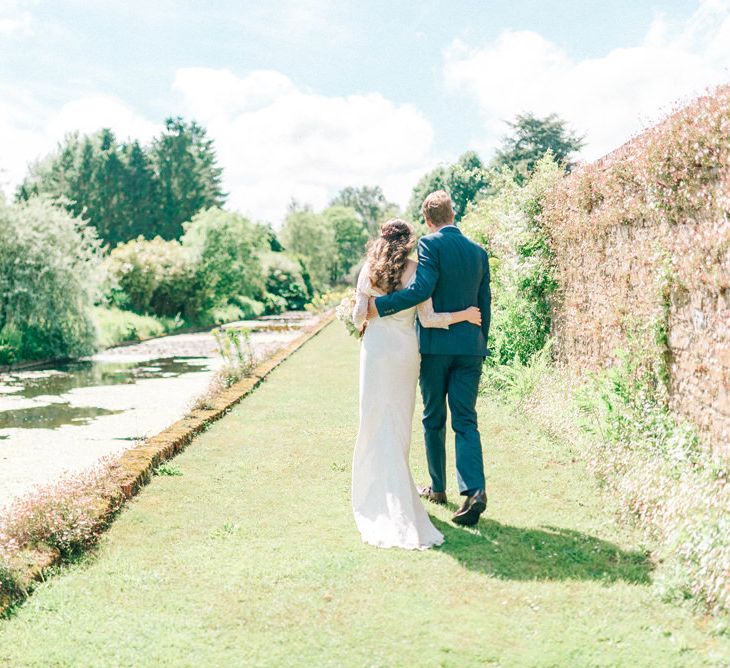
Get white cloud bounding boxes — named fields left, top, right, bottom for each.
left=173, top=68, right=434, bottom=223
left=444, top=0, right=730, bottom=160
left=0, top=1, right=34, bottom=37
left=0, top=91, right=159, bottom=194
left=1, top=69, right=434, bottom=221
left=46, top=95, right=159, bottom=144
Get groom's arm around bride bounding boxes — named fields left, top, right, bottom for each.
left=367, top=189, right=491, bottom=527
left=369, top=198, right=491, bottom=357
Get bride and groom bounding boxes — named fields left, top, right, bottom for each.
left=352, top=190, right=491, bottom=550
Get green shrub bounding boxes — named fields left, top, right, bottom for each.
left=305, top=287, right=350, bottom=313
left=230, top=295, right=265, bottom=320
left=461, top=155, right=562, bottom=365
left=262, top=293, right=288, bottom=315
left=481, top=342, right=553, bottom=404
left=279, top=208, right=337, bottom=290
left=105, top=236, right=200, bottom=319
left=182, top=208, right=266, bottom=311
left=263, top=252, right=312, bottom=311
left=575, top=352, right=729, bottom=615
left=93, top=306, right=175, bottom=348
left=106, top=210, right=270, bottom=324
left=211, top=327, right=256, bottom=386
left=0, top=197, right=102, bottom=362
left=205, top=304, right=247, bottom=326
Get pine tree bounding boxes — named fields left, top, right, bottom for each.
left=151, top=117, right=226, bottom=239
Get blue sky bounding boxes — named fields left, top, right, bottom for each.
left=1, top=1, right=728, bottom=223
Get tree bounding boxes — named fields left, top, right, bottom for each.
left=151, top=117, right=226, bottom=239
left=121, top=141, right=162, bottom=240
left=460, top=154, right=563, bottom=364
left=19, top=130, right=132, bottom=245
left=16, top=118, right=227, bottom=245
left=407, top=151, right=490, bottom=224
left=261, top=223, right=284, bottom=252
left=323, top=206, right=368, bottom=282
left=181, top=208, right=266, bottom=310
left=492, top=113, right=585, bottom=182
left=0, top=197, right=103, bottom=362
left=92, top=129, right=131, bottom=244
left=279, top=209, right=336, bottom=290
left=330, top=185, right=399, bottom=237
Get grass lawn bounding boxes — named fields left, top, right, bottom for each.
left=1, top=323, right=728, bottom=667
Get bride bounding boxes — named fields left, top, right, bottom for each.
left=351, top=218, right=482, bottom=550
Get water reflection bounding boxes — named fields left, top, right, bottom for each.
left=0, top=357, right=212, bottom=431
left=0, top=403, right=123, bottom=429
left=1, top=357, right=210, bottom=400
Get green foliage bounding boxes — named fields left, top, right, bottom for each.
left=0, top=197, right=103, bottom=362
left=481, top=342, right=553, bottom=404
left=93, top=307, right=176, bottom=348
left=280, top=207, right=337, bottom=290
left=407, top=151, right=490, bottom=224
left=323, top=205, right=368, bottom=282
left=261, top=223, right=284, bottom=252
left=261, top=293, right=288, bottom=315
left=305, top=287, right=351, bottom=313
left=493, top=112, right=585, bottom=182
left=17, top=118, right=225, bottom=245
left=212, top=326, right=255, bottom=386
left=574, top=349, right=730, bottom=615
left=263, top=253, right=312, bottom=311
left=330, top=185, right=399, bottom=237
left=462, top=155, right=563, bottom=365
left=181, top=207, right=266, bottom=312
left=229, top=295, right=266, bottom=320
left=279, top=203, right=370, bottom=290
left=577, top=349, right=701, bottom=468
left=153, top=463, right=183, bottom=477
left=105, top=209, right=270, bottom=324
left=105, top=236, right=200, bottom=319
left=151, top=117, right=226, bottom=239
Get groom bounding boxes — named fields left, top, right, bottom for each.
left=367, top=190, right=491, bottom=527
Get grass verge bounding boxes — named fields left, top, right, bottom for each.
left=0, top=324, right=728, bottom=666
left=0, top=313, right=333, bottom=618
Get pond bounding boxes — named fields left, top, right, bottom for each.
left=0, top=312, right=320, bottom=509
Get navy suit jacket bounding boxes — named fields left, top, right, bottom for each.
left=375, top=226, right=491, bottom=356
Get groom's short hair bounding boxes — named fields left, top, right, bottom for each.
left=422, top=190, right=454, bottom=227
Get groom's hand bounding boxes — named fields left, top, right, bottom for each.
left=367, top=297, right=379, bottom=319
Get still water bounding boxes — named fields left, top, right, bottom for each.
left=0, top=314, right=317, bottom=509
left=0, top=357, right=211, bottom=430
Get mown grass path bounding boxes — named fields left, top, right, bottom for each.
left=1, top=324, right=728, bottom=667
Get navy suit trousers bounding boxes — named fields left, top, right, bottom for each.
left=419, top=354, right=485, bottom=496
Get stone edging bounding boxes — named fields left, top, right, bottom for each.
left=0, top=311, right=334, bottom=615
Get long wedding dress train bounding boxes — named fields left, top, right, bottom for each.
left=351, top=265, right=447, bottom=550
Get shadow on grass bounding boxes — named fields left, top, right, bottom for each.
left=430, top=517, right=652, bottom=585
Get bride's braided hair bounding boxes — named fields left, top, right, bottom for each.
left=367, top=218, right=416, bottom=294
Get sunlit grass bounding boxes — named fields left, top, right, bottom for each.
left=0, top=324, right=727, bottom=666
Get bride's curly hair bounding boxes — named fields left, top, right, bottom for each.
left=367, top=218, right=416, bottom=294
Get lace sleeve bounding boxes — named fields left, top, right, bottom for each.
left=352, top=264, right=371, bottom=331
left=417, top=298, right=452, bottom=329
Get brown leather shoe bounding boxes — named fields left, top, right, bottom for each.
left=452, top=489, right=487, bottom=526
left=418, top=485, right=447, bottom=505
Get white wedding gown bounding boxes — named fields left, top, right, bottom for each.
left=351, top=263, right=452, bottom=550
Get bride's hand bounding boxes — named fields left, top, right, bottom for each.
left=464, top=306, right=481, bottom=326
